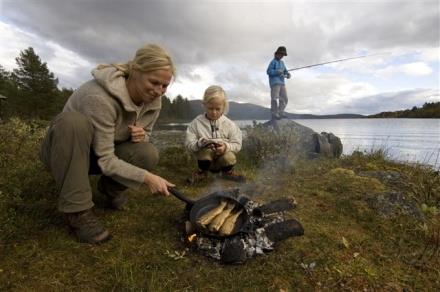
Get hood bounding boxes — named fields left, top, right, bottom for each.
left=196, top=113, right=227, bottom=125
left=91, top=66, right=161, bottom=112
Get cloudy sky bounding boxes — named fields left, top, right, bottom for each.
left=0, top=0, right=439, bottom=115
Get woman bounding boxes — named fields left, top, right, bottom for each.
left=40, top=44, right=175, bottom=243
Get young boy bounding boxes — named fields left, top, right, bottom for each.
left=185, top=85, right=245, bottom=184
left=266, top=46, right=291, bottom=120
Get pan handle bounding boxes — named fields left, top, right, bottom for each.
left=168, top=187, right=196, bottom=206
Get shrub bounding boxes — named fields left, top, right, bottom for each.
left=0, top=117, right=53, bottom=239
left=241, top=123, right=301, bottom=168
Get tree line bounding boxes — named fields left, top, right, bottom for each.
left=368, top=102, right=440, bottom=118
left=0, top=47, right=195, bottom=122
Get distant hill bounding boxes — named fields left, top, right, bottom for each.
left=189, top=100, right=364, bottom=120
left=368, top=102, right=440, bottom=118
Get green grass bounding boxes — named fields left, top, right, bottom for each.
left=0, top=118, right=439, bottom=291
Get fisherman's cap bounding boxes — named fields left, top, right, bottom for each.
left=275, top=46, right=287, bottom=56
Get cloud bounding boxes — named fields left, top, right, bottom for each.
left=0, top=21, right=93, bottom=88
left=418, top=47, right=440, bottom=62
left=376, top=62, right=433, bottom=78
left=1, top=0, right=438, bottom=115
left=346, top=88, right=440, bottom=115
left=284, top=73, right=377, bottom=114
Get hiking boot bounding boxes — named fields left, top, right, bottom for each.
left=221, top=170, right=246, bottom=183
left=186, top=170, right=208, bottom=185
left=98, top=179, right=128, bottom=210
left=64, top=209, right=111, bottom=244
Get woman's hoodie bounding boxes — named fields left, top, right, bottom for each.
left=63, top=66, right=161, bottom=189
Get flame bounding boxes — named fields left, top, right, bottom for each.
left=188, top=233, right=197, bottom=242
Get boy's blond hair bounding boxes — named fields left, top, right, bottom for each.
left=202, top=85, right=229, bottom=114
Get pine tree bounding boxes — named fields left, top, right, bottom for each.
left=12, top=47, right=59, bottom=119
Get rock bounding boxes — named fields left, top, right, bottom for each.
left=366, top=191, right=424, bottom=220
left=358, top=170, right=403, bottom=184
left=261, top=118, right=343, bottom=158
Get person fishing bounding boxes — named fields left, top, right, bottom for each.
left=266, top=46, right=291, bottom=120
left=40, top=44, right=176, bottom=244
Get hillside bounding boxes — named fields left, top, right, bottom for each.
left=368, top=102, right=439, bottom=118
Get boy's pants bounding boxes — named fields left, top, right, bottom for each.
left=270, top=84, right=288, bottom=116
left=196, top=148, right=236, bottom=172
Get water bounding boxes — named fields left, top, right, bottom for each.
left=160, top=119, right=440, bottom=169
left=236, top=118, right=440, bottom=169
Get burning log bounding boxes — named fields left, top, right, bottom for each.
left=197, top=200, right=227, bottom=226
left=208, top=202, right=236, bottom=232
left=218, top=209, right=244, bottom=236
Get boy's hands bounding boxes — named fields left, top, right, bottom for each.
left=197, top=138, right=226, bottom=155
left=213, top=142, right=226, bottom=155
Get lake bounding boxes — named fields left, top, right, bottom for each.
left=160, top=118, right=440, bottom=169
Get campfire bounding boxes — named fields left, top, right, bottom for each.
left=181, top=188, right=304, bottom=264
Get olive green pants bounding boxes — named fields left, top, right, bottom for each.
left=196, top=148, right=237, bottom=172
left=40, top=111, right=159, bottom=213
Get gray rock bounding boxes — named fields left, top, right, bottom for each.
left=358, top=170, right=404, bottom=184
left=262, top=118, right=343, bottom=158
left=366, top=191, right=424, bottom=220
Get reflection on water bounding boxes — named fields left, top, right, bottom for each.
left=159, top=118, right=440, bottom=168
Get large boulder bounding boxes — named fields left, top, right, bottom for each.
left=260, top=118, right=343, bottom=159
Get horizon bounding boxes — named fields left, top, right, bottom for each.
left=187, top=98, right=437, bottom=117
left=0, top=0, right=439, bottom=115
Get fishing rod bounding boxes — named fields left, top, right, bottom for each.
left=287, top=52, right=388, bottom=72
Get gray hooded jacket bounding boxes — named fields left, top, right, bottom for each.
left=63, top=67, right=161, bottom=189
left=185, top=114, right=242, bottom=153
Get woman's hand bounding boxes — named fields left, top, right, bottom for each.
left=144, top=172, right=175, bottom=196
left=128, top=125, right=146, bottom=143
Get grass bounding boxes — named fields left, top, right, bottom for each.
left=0, top=118, right=439, bottom=291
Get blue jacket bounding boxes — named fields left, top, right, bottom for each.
left=266, top=58, right=290, bottom=87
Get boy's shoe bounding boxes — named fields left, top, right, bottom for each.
left=271, top=113, right=280, bottom=120
left=64, top=209, right=111, bottom=244
left=186, top=170, right=208, bottom=185
left=98, top=179, right=128, bottom=210
left=221, top=170, right=246, bottom=183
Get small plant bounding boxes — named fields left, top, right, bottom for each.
left=241, top=123, right=301, bottom=167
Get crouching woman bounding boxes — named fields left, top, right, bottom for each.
left=185, top=85, right=245, bottom=184
left=40, top=44, right=175, bottom=244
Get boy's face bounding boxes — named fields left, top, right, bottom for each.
left=275, top=53, right=284, bottom=60
left=204, top=97, right=225, bottom=120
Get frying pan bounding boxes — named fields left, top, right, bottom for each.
left=169, top=187, right=251, bottom=238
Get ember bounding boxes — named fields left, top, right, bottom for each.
left=188, top=233, right=197, bottom=242
left=181, top=189, right=304, bottom=264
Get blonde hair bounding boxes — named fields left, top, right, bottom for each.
left=202, top=85, right=229, bottom=114
left=97, top=44, right=176, bottom=77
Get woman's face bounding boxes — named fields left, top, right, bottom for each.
left=204, top=97, right=225, bottom=120
left=127, top=68, right=173, bottom=105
